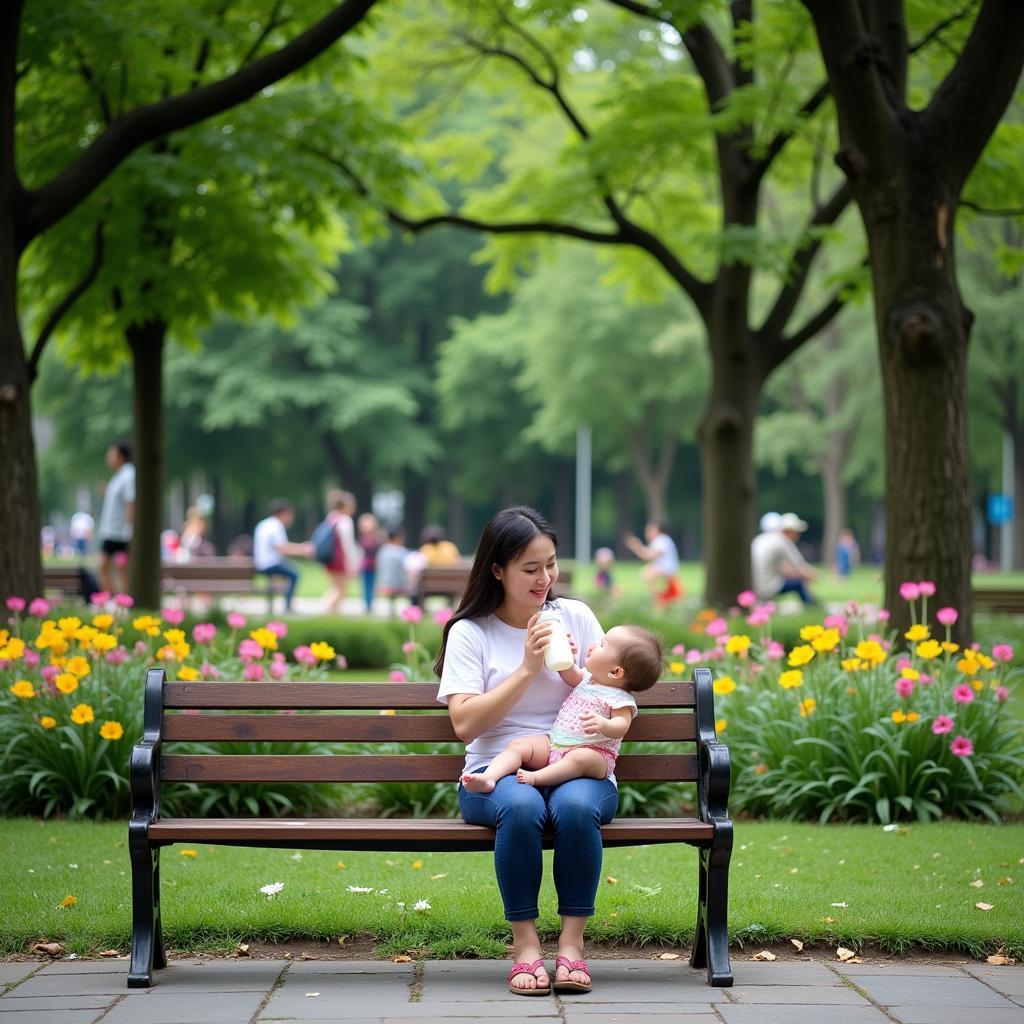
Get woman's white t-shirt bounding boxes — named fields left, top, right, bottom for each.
left=437, top=598, right=605, bottom=779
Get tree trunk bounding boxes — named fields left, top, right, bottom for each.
left=612, top=470, right=634, bottom=559
left=819, top=451, right=847, bottom=573
left=867, top=178, right=972, bottom=641
left=126, top=320, right=166, bottom=609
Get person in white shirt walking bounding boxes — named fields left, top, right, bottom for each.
left=624, top=520, right=684, bottom=605
left=751, top=512, right=818, bottom=604
left=252, top=499, right=313, bottom=612
left=97, top=442, right=135, bottom=595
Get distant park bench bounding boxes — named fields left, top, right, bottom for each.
left=416, top=565, right=574, bottom=605
left=972, top=587, right=1024, bottom=615
left=43, top=558, right=287, bottom=612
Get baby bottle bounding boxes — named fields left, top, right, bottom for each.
left=536, top=609, right=575, bottom=671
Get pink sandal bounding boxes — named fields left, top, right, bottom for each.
left=507, top=958, right=550, bottom=996
left=553, top=954, right=592, bottom=993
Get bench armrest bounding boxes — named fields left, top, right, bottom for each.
left=691, top=667, right=732, bottom=828
left=130, top=668, right=167, bottom=826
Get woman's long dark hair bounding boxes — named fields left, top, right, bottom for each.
left=433, top=505, right=558, bottom=677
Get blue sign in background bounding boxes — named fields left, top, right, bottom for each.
left=987, top=494, right=1014, bottom=525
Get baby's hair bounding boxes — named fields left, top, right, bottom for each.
left=616, top=626, right=663, bottom=692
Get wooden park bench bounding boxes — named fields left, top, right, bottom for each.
left=972, top=587, right=1024, bottom=615
left=128, top=667, right=733, bottom=989
left=417, top=565, right=574, bottom=605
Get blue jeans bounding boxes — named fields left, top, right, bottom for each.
left=257, top=562, right=298, bottom=610
left=777, top=577, right=815, bottom=604
left=361, top=568, right=376, bottom=611
left=459, top=771, right=618, bottom=921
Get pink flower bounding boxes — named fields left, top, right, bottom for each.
left=200, top=662, right=221, bottom=680
left=89, top=591, right=110, bottom=606
left=113, top=553, right=129, bottom=568
left=952, top=684, right=974, bottom=705
left=760, top=602, right=777, bottom=616
left=192, top=623, right=216, bottom=644
left=238, top=638, right=264, bottom=661
left=226, top=612, right=247, bottom=630
left=845, top=600, right=861, bottom=617
left=685, top=649, right=703, bottom=665
left=746, top=609, right=771, bottom=627
left=105, top=648, right=129, bottom=666
left=917, top=581, right=936, bottom=597
left=728, top=606, right=740, bottom=618
left=114, top=592, right=133, bottom=607
left=936, top=607, right=958, bottom=626
left=895, top=678, right=915, bottom=699
left=737, top=591, right=757, bottom=609
left=28, top=598, right=50, bottom=617
left=899, top=582, right=920, bottom=602
left=402, top=641, right=417, bottom=655
left=877, top=609, right=891, bottom=622
left=134, top=640, right=147, bottom=655
left=335, top=655, right=348, bottom=670
left=272, top=651, right=286, bottom=663
left=824, top=614, right=849, bottom=636
left=389, top=670, right=407, bottom=682
left=706, top=617, right=728, bottom=638
left=243, top=661, right=265, bottom=681
left=293, top=645, right=317, bottom=667
left=5, top=596, right=25, bottom=613
left=266, top=620, right=288, bottom=638
left=897, top=658, right=912, bottom=673
left=992, top=643, right=1013, bottom=662
left=931, top=715, right=954, bottom=735
left=41, top=665, right=58, bottom=683
left=765, top=641, right=785, bottom=660
left=163, top=607, right=185, bottom=626
left=23, top=650, right=40, bottom=667
left=950, top=735, right=974, bottom=757
left=269, top=660, right=288, bottom=680
left=919, top=673, right=933, bottom=686
left=401, top=606, right=423, bottom=624
left=434, top=608, right=453, bottom=627
left=995, top=686, right=1010, bottom=702
left=671, top=644, right=686, bottom=655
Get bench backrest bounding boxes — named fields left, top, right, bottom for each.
left=144, top=670, right=713, bottom=787
left=160, top=559, right=255, bottom=582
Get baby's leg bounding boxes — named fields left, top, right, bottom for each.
left=518, top=747, right=610, bottom=787
left=461, top=735, right=551, bottom=793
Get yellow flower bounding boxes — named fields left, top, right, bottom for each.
left=779, top=670, right=804, bottom=689
left=133, top=615, right=162, bottom=637
left=91, top=632, right=117, bottom=653
left=970, top=679, right=984, bottom=692
left=957, top=654, right=981, bottom=675
left=840, top=658, right=862, bottom=672
left=900, top=667, right=920, bottom=681
left=55, top=673, right=79, bottom=695
left=725, top=634, right=751, bottom=655
left=915, top=639, right=942, bottom=660
left=177, top=666, right=199, bottom=681
left=163, top=629, right=186, bottom=645
left=157, top=640, right=190, bottom=661
left=668, top=660, right=685, bottom=674
left=713, top=676, right=737, bottom=695
left=70, top=703, right=94, bottom=725
left=788, top=645, right=815, bottom=667
left=0, top=629, right=7, bottom=646
left=310, top=641, right=336, bottom=661
left=250, top=627, right=279, bottom=651
left=904, top=624, right=930, bottom=642
left=92, top=613, right=114, bottom=630
left=715, top=718, right=727, bottom=733
left=9, top=680, right=35, bottom=699
left=811, top=628, right=841, bottom=653
left=799, top=625, right=824, bottom=641
left=39, top=716, right=57, bottom=730
left=799, top=698, right=817, bottom=717
left=906, top=711, right=920, bottom=723
left=976, top=653, right=995, bottom=671
left=57, top=895, right=77, bottom=909
left=0, top=637, right=26, bottom=659
left=941, top=641, right=959, bottom=654
left=854, top=640, right=886, bottom=666
left=99, top=721, right=124, bottom=741
left=57, top=617, right=82, bottom=638
left=65, top=656, right=91, bottom=678
left=179, top=849, right=198, bottom=858
left=74, top=625, right=98, bottom=646
left=891, top=709, right=907, bottom=724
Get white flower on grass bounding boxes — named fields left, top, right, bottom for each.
left=290, top=852, right=303, bottom=861
left=413, top=900, right=431, bottom=912
left=346, top=886, right=373, bottom=893
left=260, top=882, right=285, bottom=899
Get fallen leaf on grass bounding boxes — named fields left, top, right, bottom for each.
left=606, top=876, right=619, bottom=884
left=411, top=860, right=423, bottom=869
left=30, top=942, right=63, bottom=957
left=57, top=895, right=77, bottom=909
left=392, top=955, right=412, bottom=963
left=98, top=950, right=120, bottom=958
left=986, top=954, right=1015, bottom=966
left=836, top=947, right=859, bottom=962
left=657, top=953, right=680, bottom=960
left=830, top=902, right=848, bottom=908
left=969, top=879, right=984, bottom=888
left=751, top=951, right=776, bottom=961
left=997, top=878, right=1013, bottom=886
left=236, top=944, right=250, bottom=957
left=820, top=916, right=836, bottom=924
left=337, top=935, right=349, bottom=946
left=790, top=939, right=804, bottom=952
left=179, top=849, right=198, bottom=858
left=336, top=862, right=345, bottom=870
left=975, top=902, right=994, bottom=911
left=430, top=874, right=447, bottom=880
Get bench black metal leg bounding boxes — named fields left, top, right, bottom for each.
left=128, top=843, right=161, bottom=987
left=691, top=846, right=733, bottom=987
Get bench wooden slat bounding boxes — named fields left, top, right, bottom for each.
left=163, top=680, right=696, bottom=710
left=161, top=753, right=699, bottom=783
left=161, top=712, right=696, bottom=743
left=972, top=588, right=1024, bottom=614
left=148, top=816, right=714, bottom=846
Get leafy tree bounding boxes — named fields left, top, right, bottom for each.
left=1, top=0, right=380, bottom=602
left=800, top=0, right=1024, bottom=636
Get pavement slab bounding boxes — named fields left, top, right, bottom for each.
left=100, top=991, right=268, bottom=1024
left=849, top=974, right=1019, bottom=1009
left=0, top=967, right=37, bottom=988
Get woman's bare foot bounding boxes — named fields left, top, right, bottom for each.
left=460, top=773, right=496, bottom=793
left=516, top=768, right=538, bottom=786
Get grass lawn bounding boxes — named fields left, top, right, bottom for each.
left=2, top=818, right=1021, bottom=960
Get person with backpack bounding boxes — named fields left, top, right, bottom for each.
left=253, top=499, right=313, bottom=612
left=316, top=490, right=360, bottom=615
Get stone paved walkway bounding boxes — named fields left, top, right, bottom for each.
left=1, top=957, right=1022, bottom=1024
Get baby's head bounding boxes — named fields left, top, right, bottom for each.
left=586, top=625, right=663, bottom=692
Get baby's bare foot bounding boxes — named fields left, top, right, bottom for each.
left=516, top=768, right=538, bottom=786
left=461, top=773, right=496, bottom=793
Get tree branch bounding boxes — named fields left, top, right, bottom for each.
left=752, top=80, right=830, bottom=183
left=27, top=222, right=105, bottom=381
left=21, top=0, right=379, bottom=249
left=908, top=2, right=979, bottom=55
left=765, top=278, right=854, bottom=375
left=238, top=0, right=289, bottom=68
left=960, top=199, right=1024, bottom=217
left=74, top=48, right=113, bottom=125
left=926, top=0, right=1024, bottom=191
left=603, top=0, right=675, bottom=27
